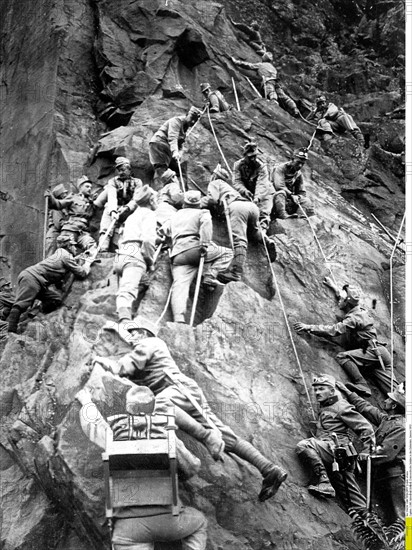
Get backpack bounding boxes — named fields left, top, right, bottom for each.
left=211, top=90, right=232, bottom=112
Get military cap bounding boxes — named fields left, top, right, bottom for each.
left=188, top=106, right=202, bottom=119
left=312, top=374, right=336, bottom=388
left=184, top=190, right=201, bottom=207
left=213, top=163, right=230, bottom=181
left=200, top=82, right=211, bottom=93
left=0, top=277, right=11, bottom=290
left=294, top=148, right=309, bottom=161
left=130, top=315, right=159, bottom=337
left=388, top=383, right=405, bottom=409
left=134, top=184, right=156, bottom=206
left=125, top=385, right=156, bottom=415
left=160, top=169, right=177, bottom=185
left=342, top=284, right=362, bottom=307
left=242, top=141, right=258, bottom=157
left=251, top=21, right=260, bottom=29
left=316, top=95, right=327, bottom=105
left=261, top=52, right=274, bottom=63
left=115, top=156, right=131, bottom=168
left=52, top=184, right=68, bottom=198
left=77, top=175, right=92, bottom=188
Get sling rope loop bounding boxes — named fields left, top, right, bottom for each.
left=389, top=212, right=405, bottom=390
left=156, top=285, right=173, bottom=326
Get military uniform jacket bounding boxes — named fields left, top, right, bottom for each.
left=150, top=115, right=187, bottom=155
left=233, top=59, right=277, bottom=83
left=201, top=178, right=242, bottom=209
left=24, top=248, right=88, bottom=286
left=159, top=178, right=184, bottom=208
left=54, top=193, right=95, bottom=231
left=308, top=305, right=379, bottom=349
left=106, top=176, right=143, bottom=214
left=232, top=157, right=272, bottom=202
left=47, top=193, right=72, bottom=229
left=163, top=207, right=213, bottom=259
left=315, top=395, right=375, bottom=452
left=271, top=161, right=306, bottom=197
left=117, top=207, right=157, bottom=266
left=307, top=102, right=345, bottom=122
left=347, top=392, right=405, bottom=467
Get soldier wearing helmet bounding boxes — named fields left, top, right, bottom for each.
left=271, top=147, right=315, bottom=219
left=294, top=279, right=398, bottom=396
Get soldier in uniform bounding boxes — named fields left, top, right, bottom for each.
left=296, top=374, right=374, bottom=511
left=200, top=83, right=231, bottom=113
left=96, top=316, right=288, bottom=502
left=155, top=169, right=184, bottom=227
left=336, top=381, right=405, bottom=524
left=271, top=148, right=314, bottom=219
left=149, top=107, right=202, bottom=190
left=229, top=19, right=267, bottom=55
left=294, top=279, right=397, bottom=396
left=161, top=190, right=233, bottom=324
left=44, top=184, right=72, bottom=257
left=6, top=235, right=90, bottom=333
left=200, top=164, right=276, bottom=283
left=98, top=157, right=143, bottom=252
left=114, top=186, right=158, bottom=323
left=0, top=277, right=15, bottom=340
left=77, top=383, right=208, bottom=550
left=307, top=95, right=364, bottom=144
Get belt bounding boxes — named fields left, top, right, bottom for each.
left=174, top=233, right=199, bottom=241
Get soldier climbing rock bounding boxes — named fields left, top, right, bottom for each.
left=155, top=169, right=184, bottom=227
left=307, top=95, right=364, bottom=144
left=294, top=279, right=398, bottom=396
left=0, top=277, right=15, bottom=341
left=229, top=18, right=267, bottom=55
left=200, top=164, right=276, bottom=283
left=161, top=190, right=233, bottom=324
left=200, top=83, right=231, bottom=113
left=336, top=381, right=405, bottom=525
left=271, top=148, right=314, bottom=219
left=97, top=157, right=143, bottom=252
left=6, top=235, right=90, bottom=333
left=149, top=107, right=202, bottom=190
left=77, top=383, right=208, bottom=550
left=114, top=185, right=158, bottom=323
left=44, top=184, right=72, bottom=257
left=97, top=316, right=288, bottom=502
left=296, top=374, right=374, bottom=511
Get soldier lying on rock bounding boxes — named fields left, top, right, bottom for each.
left=306, top=95, right=364, bottom=144
left=97, top=315, right=288, bottom=502
left=336, top=381, right=405, bottom=525
left=270, top=148, right=315, bottom=219
left=76, top=383, right=208, bottom=550
left=296, top=374, right=374, bottom=511
left=294, top=279, right=398, bottom=396
left=149, top=106, right=202, bottom=190
left=6, top=235, right=90, bottom=333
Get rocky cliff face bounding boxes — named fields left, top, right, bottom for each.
left=0, top=1, right=405, bottom=549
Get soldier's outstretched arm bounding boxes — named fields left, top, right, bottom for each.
left=339, top=402, right=375, bottom=452
left=230, top=56, right=258, bottom=71
left=76, top=388, right=111, bottom=450
left=167, top=117, right=183, bottom=156
left=62, top=250, right=90, bottom=279
left=345, top=391, right=384, bottom=426
left=299, top=314, right=358, bottom=338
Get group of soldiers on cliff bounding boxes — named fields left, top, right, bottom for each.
left=1, top=15, right=404, bottom=550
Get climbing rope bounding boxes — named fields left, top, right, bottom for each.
left=206, top=107, right=233, bottom=175
left=259, top=226, right=316, bottom=420
left=176, top=156, right=186, bottom=192
left=156, top=285, right=173, bottom=326
left=297, top=203, right=338, bottom=288
left=389, top=212, right=405, bottom=390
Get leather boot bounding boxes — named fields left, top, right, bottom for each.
left=274, top=194, right=290, bottom=219
left=297, top=447, right=335, bottom=498
left=264, top=236, right=277, bottom=262
left=7, top=306, right=22, bottom=333
left=175, top=407, right=224, bottom=460
left=217, top=246, right=247, bottom=283
left=231, top=439, right=287, bottom=501
left=337, top=357, right=371, bottom=397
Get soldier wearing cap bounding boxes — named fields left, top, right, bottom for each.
left=156, top=169, right=184, bottom=227
left=44, top=184, right=73, bottom=257
left=294, top=279, right=397, bottom=396
left=98, top=157, right=143, bottom=253
left=336, top=381, right=405, bottom=524
left=161, top=190, right=233, bottom=324
left=232, top=141, right=276, bottom=241
left=307, top=95, right=364, bottom=144
left=114, top=185, right=158, bottom=323
left=76, top=382, right=208, bottom=550
left=200, top=83, right=231, bottom=113
left=200, top=164, right=275, bottom=283
left=52, top=176, right=97, bottom=254
left=296, top=373, right=374, bottom=510
left=149, top=107, right=202, bottom=189
left=229, top=18, right=267, bottom=55
left=6, top=236, right=90, bottom=333
left=97, top=316, right=288, bottom=502
left=271, top=148, right=314, bottom=219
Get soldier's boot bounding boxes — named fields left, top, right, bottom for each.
left=7, top=306, right=22, bottom=333
left=351, top=128, right=364, bottom=145
left=274, top=194, right=295, bottom=219
left=174, top=407, right=224, bottom=461
left=337, top=356, right=371, bottom=397
left=297, top=447, right=335, bottom=498
left=117, top=307, right=132, bottom=322
left=231, top=439, right=287, bottom=501
left=263, top=236, right=277, bottom=262
left=217, top=246, right=247, bottom=283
